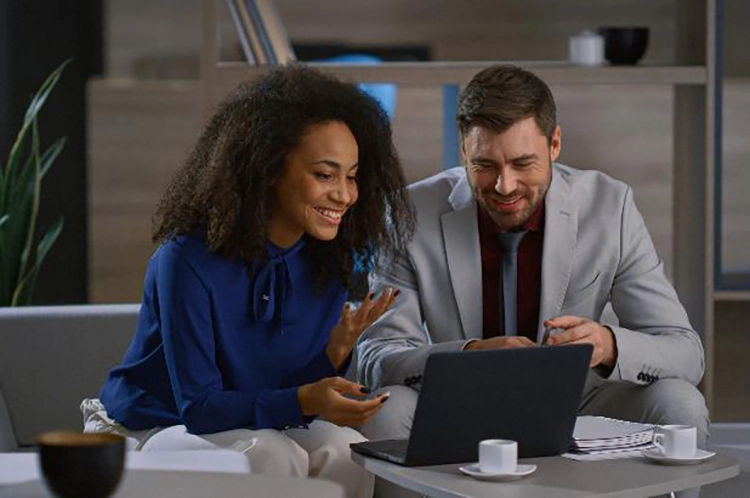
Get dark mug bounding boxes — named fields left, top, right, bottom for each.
left=37, top=431, right=126, bottom=498
left=598, top=27, right=650, bottom=65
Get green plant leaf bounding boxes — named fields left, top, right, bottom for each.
left=0, top=202, right=31, bottom=305
left=2, top=121, right=30, bottom=208
left=1, top=168, right=32, bottom=295
left=39, top=137, right=66, bottom=179
left=11, top=219, right=64, bottom=306
left=4, top=60, right=69, bottom=208
left=0, top=136, right=33, bottom=305
left=6, top=157, right=34, bottom=211
left=0, top=159, right=5, bottom=212
left=7, top=137, right=66, bottom=208
left=1, top=61, right=67, bottom=306
left=16, top=120, right=43, bottom=285
left=11, top=217, right=64, bottom=306
left=23, top=61, right=70, bottom=124
left=0, top=214, right=7, bottom=297
left=36, top=217, right=64, bottom=265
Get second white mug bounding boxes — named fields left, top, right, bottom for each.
left=653, top=425, right=697, bottom=459
left=479, top=439, right=517, bottom=474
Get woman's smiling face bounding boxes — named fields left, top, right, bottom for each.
left=268, top=120, right=359, bottom=247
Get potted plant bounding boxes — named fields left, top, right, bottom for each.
left=0, top=62, right=68, bottom=306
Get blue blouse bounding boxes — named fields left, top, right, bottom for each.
left=100, top=231, right=349, bottom=434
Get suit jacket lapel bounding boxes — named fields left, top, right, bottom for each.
left=538, top=166, right=578, bottom=342
left=442, top=173, right=483, bottom=339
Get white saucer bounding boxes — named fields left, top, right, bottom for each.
left=458, top=463, right=537, bottom=481
left=641, top=448, right=716, bottom=465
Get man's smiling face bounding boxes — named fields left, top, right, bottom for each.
left=463, top=117, right=561, bottom=231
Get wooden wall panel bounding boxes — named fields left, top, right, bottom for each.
left=107, top=0, right=679, bottom=75
left=87, top=80, right=203, bottom=302
left=88, top=81, right=684, bottom=302
left=93, top=0, right=749, bottom=304
left=105, top=0, right=750, bottom=77
left=722, top=80, right=750, bottom=273
left=274, top=0, right=677, bottom=64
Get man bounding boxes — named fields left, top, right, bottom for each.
left=357, top=65, right=708, bottom=497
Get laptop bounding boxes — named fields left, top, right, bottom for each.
left=351, top=344, right=592, bottom=466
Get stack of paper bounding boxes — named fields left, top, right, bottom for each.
left=564, top=416, right=657, bottom=461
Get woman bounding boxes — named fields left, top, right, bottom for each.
left=83, top=65, right=414, bottom=498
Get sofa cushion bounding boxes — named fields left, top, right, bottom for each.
left=0, top=386, right=17, bottom=451
left=0, top=304, right=139, bottom=448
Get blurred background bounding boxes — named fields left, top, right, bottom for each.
left=1, top=0, right=748, bottom=422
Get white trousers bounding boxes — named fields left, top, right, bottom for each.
left=81, top=399, right=373, bottom=498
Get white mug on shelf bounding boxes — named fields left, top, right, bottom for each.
left=478, top=439, right=517, bottom=474
left=569, top=30, right=605, bottom=66
left=653, top=425, right=697, bottom=458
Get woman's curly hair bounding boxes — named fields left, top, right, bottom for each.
left=152, top=64, right=415, bottom=296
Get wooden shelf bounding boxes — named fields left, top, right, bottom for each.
left=214, top=61, right=707, bottom=87
left=715, top=291, right=750, bottom=302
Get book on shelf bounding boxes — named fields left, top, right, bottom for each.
left=243, top=0, right=276, bottom=64
left=226, top=0, right=295, bottom=66
left=254, top=0, right=296, bottom=63
left=226, top=0, right=266, bottom=65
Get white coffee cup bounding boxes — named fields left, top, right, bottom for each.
left=479, top=439, right=517, bottom=474
left=653, top=425, right=697, bottom=459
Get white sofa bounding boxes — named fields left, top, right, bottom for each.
left=0, top=305, right=358, bottom=497
left=0, top=304, right=140, bottom=451
left=0, top=303, right=360, bottom=452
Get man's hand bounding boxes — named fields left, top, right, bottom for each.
left=297, top=377, right=389, bottom=428
left=463, top=336, right=535, bottom=351
left=543, top=316, right=617, bottom=368
left=326, top=288, right=399, bottom=370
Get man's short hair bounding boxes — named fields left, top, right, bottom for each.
left=457, top=65, right=557, bottom=142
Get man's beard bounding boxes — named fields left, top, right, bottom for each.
left=476, top=163, right=552, bottom=232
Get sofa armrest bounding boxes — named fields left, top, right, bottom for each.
left=0, top=386, right=18, bottom=451
left=0, top=304, right=140, bottom=448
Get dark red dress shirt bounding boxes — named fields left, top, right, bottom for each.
left=477, top=202, right=545, bottom=341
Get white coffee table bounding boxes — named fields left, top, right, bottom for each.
left=352, top=451, right=739, bottom=498
left=0, top=450, right=250, bottom=487
left=0, top=452, right=344, bottom=498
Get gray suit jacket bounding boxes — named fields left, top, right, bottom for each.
left=357, top=164, right=704, bottom=390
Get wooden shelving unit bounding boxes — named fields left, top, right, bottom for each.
left=200, top=0, right=725, bottom=413
left=714, top=291, right=750, bottom=302
left=213, top=61, right=707, bottom=86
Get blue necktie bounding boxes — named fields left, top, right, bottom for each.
left=495, top=231, right=527, bottom=336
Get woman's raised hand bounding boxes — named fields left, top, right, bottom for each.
left=326, top=287, right=399, bottom=370
left=297, top=377, right=389, bottom=427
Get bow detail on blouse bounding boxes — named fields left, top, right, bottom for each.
left=252, top=239, right=306, bottom=327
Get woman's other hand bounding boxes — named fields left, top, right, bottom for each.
left=326, top=287, right=399, bottom=369
left=297, top=377, right=389, bottom=427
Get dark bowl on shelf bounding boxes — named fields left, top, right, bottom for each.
left=37, top=432, right=126, bottom=498
left=598, top=27, right=650, bottom=65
